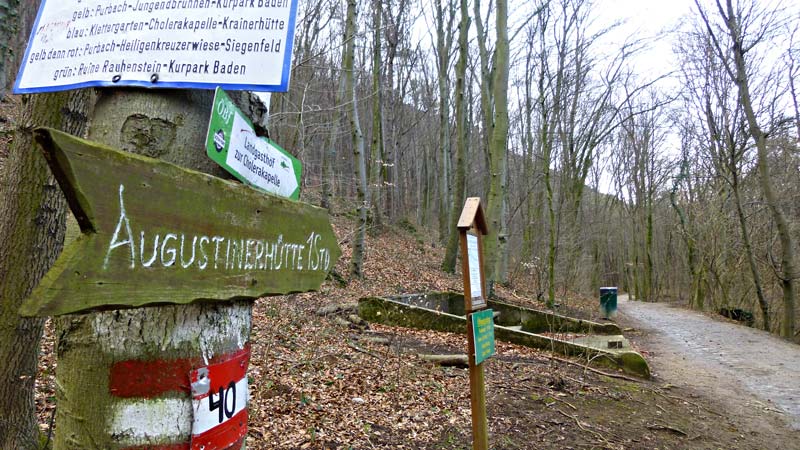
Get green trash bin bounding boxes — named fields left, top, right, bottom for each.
left=600, top=287, right=617, bottom=319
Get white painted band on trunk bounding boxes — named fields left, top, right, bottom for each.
left=91, top=301, right=252, bottom=361
left=192, top=377, right=249, bottom=436
left=110, top=398, right=192, bottom=445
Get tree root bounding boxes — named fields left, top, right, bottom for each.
left=555, top=409, right=618, bottom=449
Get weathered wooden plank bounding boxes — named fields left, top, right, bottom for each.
left=456, top=197, right=487, bottom=233
left=19, top=128, right=341, bottom=317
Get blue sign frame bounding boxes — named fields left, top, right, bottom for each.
left=13, top=0, right=299, bottom=94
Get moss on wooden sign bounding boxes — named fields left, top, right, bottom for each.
left=20, top=128, right=341, bottom=317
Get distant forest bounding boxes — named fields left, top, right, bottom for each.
left=266, top=0, right=799, bottom=339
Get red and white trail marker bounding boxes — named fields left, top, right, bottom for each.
left=190, top=348, right=250, bottom=450
left=107, top=344, right=251, bottom=450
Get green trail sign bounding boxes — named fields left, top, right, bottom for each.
left=20, top=128, right=340, bottom=317
left=471, top=309, right=496, bottom=365
left=207, top=87, right=302, bottom=200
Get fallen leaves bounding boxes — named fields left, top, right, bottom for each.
left=32, top=214, right=773, bottom=449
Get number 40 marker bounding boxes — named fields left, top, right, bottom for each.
left=189, top=347, right=250, bottom=450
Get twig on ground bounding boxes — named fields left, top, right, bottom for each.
left=417, top=354, right=468, bottom=368
left=555, top=409, right=614, bottom=447
left=290, top=352, right=337, bottom=369
left=647, top=422, right=688, bottom=436
left=273, top=355, right=298, bottom=365
left=554, top=396, right=578, bottom=411
left=347, top=339, right=382, bottom=359
left=547, top=355, right=642, bottom=383
left=652, top=389, right=723, bottom=417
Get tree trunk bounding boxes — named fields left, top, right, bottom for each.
left=382, top=0, right=406, bottom=223
left=344, top=0, right=368, bottom=277
left=321, top=70, right=346, bottom=212
left=732, top=175, right=769, bottom=329
left=434, top=0, right=453, bottom=245
left=369, top=0, right=384, bottom=229
left=644, top=196, right=654, bottom=301
left=53, top=89, right=252, bottom=448
left=481, top=0, right=510, bottom=294
left=0, top=0, right=16, bottom=97
left=441, top=0, right=470, bottom=273
left=1, top=0, right=38, bottom=98
left=0, top=89, right=93, bottom=449
left=669, top=160, right=702, bottom=309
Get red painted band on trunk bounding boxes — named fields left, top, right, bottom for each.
left=118, top=437, right=246, bottom=450
left=110, top=345, right=250, bottom=398
left=120, top=444, right=189, bottom=450
left=223, top=436, right=246, bottom=450
left=191, top=409, right=248, bottom=450
left=118, top=436, right=246, bottom=450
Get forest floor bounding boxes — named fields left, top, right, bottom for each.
left=33, top=213, right=800, bottom=449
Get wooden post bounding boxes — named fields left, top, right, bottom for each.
left=457, top=197, right=489, bottom=450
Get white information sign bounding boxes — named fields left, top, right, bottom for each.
left=467, top=233, right=484, bottom=304
left=14, top=0, right=299, bottom=94
left=207, top=87, right=302, bottom=199
left=227, top=109, right=299, bottom=197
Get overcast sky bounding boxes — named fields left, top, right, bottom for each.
left=595, top=0, right=695, bottom=78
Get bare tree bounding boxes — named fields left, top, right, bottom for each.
left=344, top=0, right=369, bottom=277
left=0, top=89, right=94, bottom=449
left=442, top=0, right=470, bottom=273
left=370, top=0, right=385, bottom=228
left=431, top=0, right=456, bottom=244
left=477, top=0, right=511, bottom=293
left=614, top=91, right=673, bottom=301
left=695, top=0, right=796, bottom=337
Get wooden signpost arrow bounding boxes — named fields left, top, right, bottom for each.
left=19, top=128, right=341, bottom=317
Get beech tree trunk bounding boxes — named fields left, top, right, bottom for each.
left=441, top=0, right=469, bottom=273
left=0, top=0, right=15, bottom=97
left=480, top=0, right=510, bottom=294
left=343, top=0, right=368, bottom=277
left=321, top=70, right=344, bottom=212
left=369, top=0, right=384, bottom=229
left=433, top=0, right=454, bottom=245
left=53, top=89, right=252, bottom=448
left=0, top=89, right=93, bottom=449
left=1, top=0, right=39, bottom=98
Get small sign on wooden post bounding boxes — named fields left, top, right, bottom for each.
left=457, top=197, right=493, bottom=450
left=471, top=308, right=496, bottom=366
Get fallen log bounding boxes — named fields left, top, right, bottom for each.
left=418, top=354, right=469, bottom=368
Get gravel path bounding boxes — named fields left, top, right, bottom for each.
left=618, top=295, right=800, bottom=431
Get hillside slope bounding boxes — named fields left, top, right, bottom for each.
left=34, top=215, right=798, bottom=449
